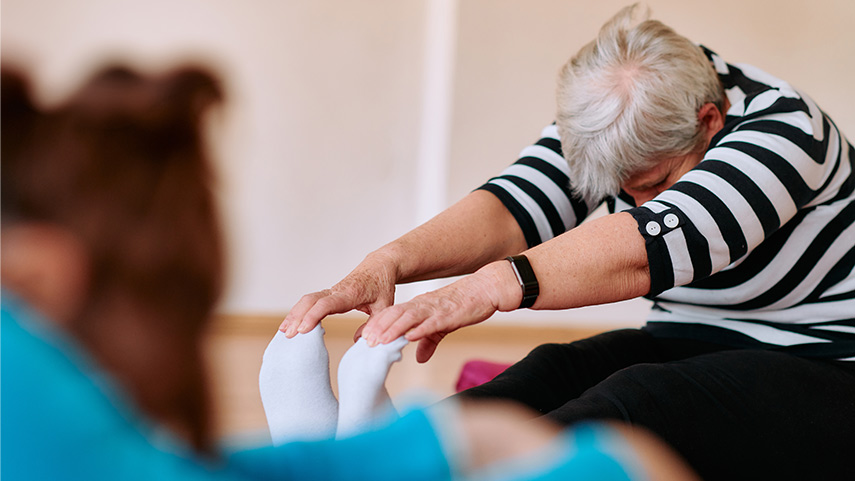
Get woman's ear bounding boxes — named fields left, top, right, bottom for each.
left=698, top=102, right=726, bottom=146
left=1, top=224, right=91, bottom=326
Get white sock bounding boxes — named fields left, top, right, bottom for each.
left=258, top=326, right=338, bottom=444
left=335, top=336, right=408, bottom=439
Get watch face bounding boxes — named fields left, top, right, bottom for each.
left=507, top=255, right=538, bottom=308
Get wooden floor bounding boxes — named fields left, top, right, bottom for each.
left=203, top=313, right=604, bottom=440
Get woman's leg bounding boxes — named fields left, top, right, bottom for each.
left=455, top=329, right=726, bottom=415
left=544, top=349, right=855, bottom=480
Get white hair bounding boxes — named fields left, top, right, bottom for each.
left=556, top=3, right=725, bottom=203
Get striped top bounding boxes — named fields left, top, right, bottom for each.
left=478, top=48, right=855, bottom=360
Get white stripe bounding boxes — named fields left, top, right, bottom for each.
left=704, top=145, right=797, bottom=222
left=490, top=178, right=554, bottom=243
left=763, top=220, right=855, bottom=311
left=742, top=111, right=816, bottom=139
left=662, top=228, right=693, bottom=286
left=651, top=298, right=855, bottom=324
left=502, top=164, right=576, bottom=229
left=681, top=170, right=765, bottom=250
left=794, top=88, right=825, bottom=141
left=710, top=52, right=729, bottom=74
left=656, top=214, right=851, bottom=306
left=540, top=123, right=560, bottom=140
left=812, top=325, right=855, bottom=335
left=726, top=86, right=747, bottom=117
left=743, top=89, right=786, bottom=116
left=516, top=143, right=570, bottom=175
left=717, top=129, right=833, bottom=190
left=822, top=265, right=855, bottom=298
left=642, top=201, right=670, bottom=214
left=807, top=125, right=844, bottom=207
left=646, top=315, right=831, bottom=346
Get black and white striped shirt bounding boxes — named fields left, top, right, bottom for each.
left=479, top=48, right=855, bottom=360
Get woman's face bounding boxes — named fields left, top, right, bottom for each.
left=620, top=100, right=728, bottom=206
left=620, top=151, right=704, bottom=206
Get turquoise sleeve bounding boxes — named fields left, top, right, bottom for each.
left=228, top=410, right=452, bottom=481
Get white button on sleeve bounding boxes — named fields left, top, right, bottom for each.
left=663, top=213, right=679, bottom=228
left=645, top=221, right=661, bottom=236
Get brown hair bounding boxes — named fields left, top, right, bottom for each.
left=2, top=64, right=225, bottom=453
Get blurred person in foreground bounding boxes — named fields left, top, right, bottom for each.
left=0, top=62, right=698, bottom=481
left=281, top=4, right=855, bottom=480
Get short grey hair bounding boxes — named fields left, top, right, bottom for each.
left=556, top=4, right=725, bottom=204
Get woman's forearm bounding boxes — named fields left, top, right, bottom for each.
left=375, top=189, right=528, bottom=284
left=361, top=212, right=650, bottom=355
left=507, top=211, right=650, bottom=310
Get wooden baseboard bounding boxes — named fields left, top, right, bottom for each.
left=208, top=312, right=606, bottom=344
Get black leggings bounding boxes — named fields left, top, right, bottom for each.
left=456, top=329, right=855, bottom=481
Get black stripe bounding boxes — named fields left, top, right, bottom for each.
left=717, top=63, right=771, bottom=97
left=737, top=96, right=812, bottom=125
left=501, top=175, right=566, bottom=238
left=514, top=157, right=590, bottom=224
left=617, top=189, right=637, bottom=208
left=694, top=160, right=780, bottom=238
left=732, top=317, right=855, bottom=342
left=644, top=320, right=855, bottom=359
left=655, top=200, right=713, bottom=282
left=477, top=183, right=542, bottom=248
left=734, top=106, right=845, bottom=201
left=812, top=289, right=855, bottom=304
left=535, top=136, right=563, bottom=157
left=716, top=140, right=814, bottom=207
left=514, top=157, right=570, bottom=189
left=643, top=321, right=776, bottom=349
left=685, top=208, right=808, bottom=290
left=718, top=199, right=855, bottom=310
left=683, top=221, right=714, bottom=282
left=669, top=181, right=748, bottom=262
left=737, top=117, right=828, bottom=166
left=630, top=206, right=674, bottom=296
left=802, top=215, right=855, bottom=304
left=826, top=142, right=855, bottom=203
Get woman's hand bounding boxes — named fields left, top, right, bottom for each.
left=360, top=260, right=521, bottom=362
left=279, top=252, right=398, bottom=337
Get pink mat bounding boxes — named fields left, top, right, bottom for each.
left=455, top=359, right=513, bottom=392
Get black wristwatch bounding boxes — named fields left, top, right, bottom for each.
left=505, top=255, right=539, bottom=309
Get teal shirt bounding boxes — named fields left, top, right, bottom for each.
left=0, top=294, right=453, bottom=481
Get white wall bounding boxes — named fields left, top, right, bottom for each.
left=4, top=0, right=854, bottom=328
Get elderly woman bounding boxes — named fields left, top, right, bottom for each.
left=281, top=4, right=855, bottom=481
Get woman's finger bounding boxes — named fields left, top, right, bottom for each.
left=296, top=291, right=361, bottom=334
left=414, top=334, right=445, bottom=363
left=363, top=303, right=427, bottom=346
left=280, top=290, right=329, bottom=336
